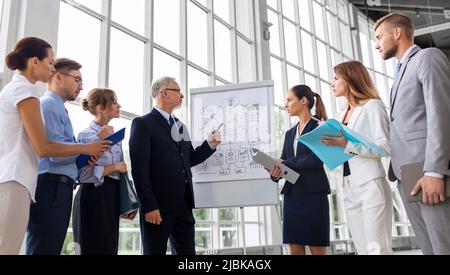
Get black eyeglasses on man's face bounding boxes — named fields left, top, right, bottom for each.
left=165, top=88, right=181, bottom=94
left=60, top=72, right=83, bottom=84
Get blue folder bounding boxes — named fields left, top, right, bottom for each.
left=297, top=119, right=386, bottom=170
left=76, top=128, right=126, bottom=168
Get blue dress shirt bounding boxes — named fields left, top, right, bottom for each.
left=77, top=122, right=123, bottom=187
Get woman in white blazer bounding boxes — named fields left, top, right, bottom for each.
left=321, top=61, right=393, bottom=255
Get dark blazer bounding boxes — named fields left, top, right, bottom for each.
left=129, top=109, right=215, bottom=214
left=275, top=119, right=330, bottom=195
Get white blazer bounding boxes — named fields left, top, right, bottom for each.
left=339, top=99, right=390, bottom=185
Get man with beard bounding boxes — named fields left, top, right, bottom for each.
left=374, top=12, right=450, bottom=254
left=26, top=58, right=110, bottom=255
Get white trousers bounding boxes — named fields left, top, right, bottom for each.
left=0, top=181, right=31, bottom=255
left=343, top=177, right=393, bottom=255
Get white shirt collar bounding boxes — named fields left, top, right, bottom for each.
left=154, top=106, right=173, bottom=121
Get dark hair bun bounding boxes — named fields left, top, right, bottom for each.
left=5, top=51, right=23, bottom=71
left=81, top=99, right=90, bottom=111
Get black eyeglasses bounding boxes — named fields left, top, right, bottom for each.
left=60, top=72, right=83, bottom=84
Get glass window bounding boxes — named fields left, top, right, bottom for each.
left=214, top=21, right=232, bottom=81
left=337, top=0, right=348, bottom=23
left=195, top=224, right=212, bottom=250
left=284, top=20, right=299, bottom=66
left=188, top=1, right=208, bottom=68
left=196, top=0, right=207, bottom=7
left=267, top=0, right=278, bottom=10
left=298, top=0, right=311, bottom=31
left=320, top=81, right=334, bottom=118
left=317, top=40, right=329, bottom=81
left=340, top=22, right=352, bottom=58
left=330, top=49, right=342, bottom=68
left=386, top=59, right=396, bottom=78
left=111, top=0, right=145, bottom=35
left=268, top=9, right=280, bottom=56
left=188, top=65, right=208, bottom=91
left=220, top=225, right=238, bottom=248
left=287, top=64, right=300, bottom=89
left=73, top=0, right=102, bottom=13
left=109, top=28, right=144, bottom=115
left=325, top=0, right=337, bottom=13
left=282, top=0, right=296, bottom=21
left=359, top=31, right=371, bottom=68
left=301, top=30, right=315, bottom=73
left=237, top=37, right=255, bottom=83
left=327, top=12, right=340, bottom=50
left=57, top=2, right=101, bottom=99
left=313, top=1, right=325, bottom=40
left=375, top=72, right=388, bottom=106
left=371, top=40, right=384, bottom=73
left=154, top=0, right=180, bottom=54
left=153, top=48, right=181, bottom=86
left=245, top=224, right=260, bottom=246
left=236, top=0, right=254, bottom=39
left=304, top=73, right=317, bottom=93
left=213, top=0, right=230, bottom=24
left=270, top=57, right=284, bottom=106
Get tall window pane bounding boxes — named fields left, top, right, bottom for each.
left=287, top=65, right=300, bottom=89
left=188, top=1, right=208, bottom=68
left=298, top=0, right=311, bottom=31
left=371, top=40, right=384, bottom=73
left=154, top=0, right=180, bottom=54
left=267, top=0, right=278, bottom=10
left=375, top=72, right=388, bottom=106
left=153, top=48, right=181, bottom=85
left=327, top=12, right=341, bottom=50
left=321, top=81, right=334, bottom=118
left=313, top=1, right=325, bottom=40
left=237, top=38, right=255, bottom=83
left=236, top=0, right=254, bottom=38
left=270, top=57, right=284, bottom=106
left=304, top=73, right=317, bottom=93
left=284, top=20, right=299, bottom=66
left=188, top=66, right=208, bottom=90
left=340, top=22, right=352, bottom=58
left=109, top=28, right=144, bottom=115
left=214, top=21, right=232, bottom=81
left=301, top=31, right=315, bottom=73
left=111, top=0, right=145, bottom=35
left=57, top=2, right=101, bottom=99
left=268, top=10, right=280, bottom=56
left=317, top=40, right=329, bottom=81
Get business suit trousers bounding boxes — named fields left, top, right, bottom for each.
left=343, top=177, right=393, bottom=255
left=0, top=181, right=30, bottom=255
left=26, top=175, right=73, bottom=255
left=140, top=197, right=196, bottom=255
left=398, top=181, right=450, bottom=255
left=73, top=177, right=120, bottom=255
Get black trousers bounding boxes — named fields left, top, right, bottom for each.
left=26, top=174, right=74, bottom=255
left=73, top=177, right=120, bottom=255
left=140, top=194, right=196, bottom=255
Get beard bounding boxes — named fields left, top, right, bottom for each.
left=382, top=43, right=398, bottom=60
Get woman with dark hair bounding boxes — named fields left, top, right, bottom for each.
left=268, top=85, right=331, bottom=255
left=0, top=37, right=110, bottom=254
left=321, top=61, right=392, bottom=255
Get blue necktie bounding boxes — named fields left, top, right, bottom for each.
left=168, top=116, right=175, bottom=128
left=394, top=62, right=402, bottom=79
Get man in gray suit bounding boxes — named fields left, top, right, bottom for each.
left=374, top=12, right=450, bottom=255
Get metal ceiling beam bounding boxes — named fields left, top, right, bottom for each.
left=415, top=21, right=450, bottom=36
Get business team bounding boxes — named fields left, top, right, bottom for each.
left=0, top=11, right=449, bottom=255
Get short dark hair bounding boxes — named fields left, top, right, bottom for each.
left=54, top=58, right=82, bottom=73
left=374, top=12, right=414, bottom=40
left=5, top=37, right=53, bottom=71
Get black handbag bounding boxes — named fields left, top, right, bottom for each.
left=118, top=173, right=141, bottom=215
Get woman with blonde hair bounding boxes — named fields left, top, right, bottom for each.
left=73, top=88, right=135, bottom=255
left=321, top=61, right=393, bottom=255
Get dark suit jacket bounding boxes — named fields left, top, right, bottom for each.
left=129, top=109, right=215, bottom=214
left=275, top=119, right=330, bottom=195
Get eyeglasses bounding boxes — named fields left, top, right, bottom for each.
left=165, top=88, right=181, bottom=94
left=60, top=72, right=83, bottom=84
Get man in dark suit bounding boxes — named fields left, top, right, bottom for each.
left=129, top=77, right=221, bottom=255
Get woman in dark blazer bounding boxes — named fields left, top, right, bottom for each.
left=269, top=85, right=331, bottom=255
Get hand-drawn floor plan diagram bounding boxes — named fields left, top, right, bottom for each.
left=191, top=87, right=274, bottom=183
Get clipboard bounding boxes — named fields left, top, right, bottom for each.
left=400, top=162, right=450, bottom=203
left=251, top=148, right=300, bottom=184
left=76, top=128, right=126, bottom=168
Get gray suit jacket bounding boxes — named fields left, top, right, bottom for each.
left=389, top=45, right=450, bottom=181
